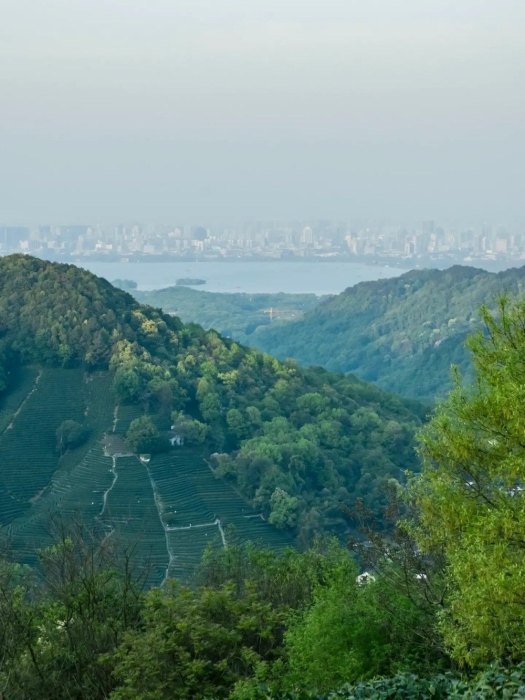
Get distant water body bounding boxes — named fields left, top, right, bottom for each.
left=80, top=261, right=411, bottom=296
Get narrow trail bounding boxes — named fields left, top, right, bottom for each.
left=143, top=461, right=176, bottom=586
left=111, top=405, right=119, bottom=433
left=96, top=405, right=120, bottom=542
left=3, top=370, right=42, bottom=434
left=216, top=519, right=227, bottom=548
left=98, top=456, right=118, bottom=517
left=166, top=519, right=216, bottom=531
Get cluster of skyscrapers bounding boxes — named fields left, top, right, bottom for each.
left=0, top=221, right=521, bottom=266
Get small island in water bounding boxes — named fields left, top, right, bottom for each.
left=175, top=278, right=206, bottom=286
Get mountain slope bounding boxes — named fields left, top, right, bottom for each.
left=132, top=285, right=323, bottom=344
left=251, top=265, right=525, bottom=401
left=0, top=256, right=423, bottom=576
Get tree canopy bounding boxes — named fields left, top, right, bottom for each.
left=252, top=265, right=525, bottom=402
left=409, top=296, right=525, bottom=666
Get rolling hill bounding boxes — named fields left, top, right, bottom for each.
left=0, top=255, right=423, bottom=582
left=250, top=265, right=525, bottom=402
left=132, top=285, right=323, bottom=344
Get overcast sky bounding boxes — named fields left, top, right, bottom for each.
left=1, top=0, right=523, bottom=224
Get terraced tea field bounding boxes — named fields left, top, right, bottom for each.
left=0, top=369, right=293, bottom=584
left=0, top=366, right=40, bottom=434
left=148, top=451, right=293, bottom=582
left=0, top=368, right=86, bottom=524
left=99, top=455, right=169, bottom=587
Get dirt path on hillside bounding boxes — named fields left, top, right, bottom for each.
left=3, top=370, right=42, bottom=434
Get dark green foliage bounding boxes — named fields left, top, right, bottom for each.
left=110, top=583, right=286, bottom=700
left=0, top=530, right=144, bottom=700
left=0, top=368, right=87, bottom=526
left=0, top=255, right=151, bottom=368
left=0, top=540, right=360, bottom=700
left=199, top=540, right=446, bottom=698
left=327, top=664, right=525, bottom=699
left=251, top=265, right=525, bottom=402
left=56, top=419, right=88, bottom=454
left=0, top=365, right=40, bottom=433
left=171, top=410, right=208, bottom=445
left=112, top=278, right=138, bottom=290
left=197, top=538, right=351, bottom=611
left=240, top=665, right=525, bottom=699
left=126, top=416, right=165, bottom=454
left=1, top=535, right=523, bottom=700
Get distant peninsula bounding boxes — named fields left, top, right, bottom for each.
left=175, top=277, right=206, bottom=286
left=111, top=278, right=138, bottom=290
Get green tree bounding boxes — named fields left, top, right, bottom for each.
left=268, top=488, right=300, bottom=529
left=170, top=411, right=208, bottom=445
left=0, top=527, right=143, bottom=700
left=110, top=583, right=284, bottom=700
left=55, top=419, right=87, bottom=455
left=126, top=416, right=162, bottom=454
left=409, top=297, right=525, bottom=666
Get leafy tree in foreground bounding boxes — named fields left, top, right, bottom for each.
left=409, top=297, right=525, bottom=666
left=110, top=583, right=285, bottom=700
left=0, top=526, right=144, bottom=700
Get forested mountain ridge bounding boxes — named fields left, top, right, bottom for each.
left=251, top=264, right=525, bottom=401
left=0, top=255, right=423, bottom=550
left=132, top=285, right=322, bottom=345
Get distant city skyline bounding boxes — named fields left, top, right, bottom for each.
left=0, top=218, right=523, bottom=270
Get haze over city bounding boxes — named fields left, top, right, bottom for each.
left=1, top=0, right=524, bottom=224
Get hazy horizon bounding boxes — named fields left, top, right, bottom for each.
left=1, top=1, right=523, bottom=224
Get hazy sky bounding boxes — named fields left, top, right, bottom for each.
left=1, top=0, right=524, bottom=224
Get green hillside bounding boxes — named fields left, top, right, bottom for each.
left=0, top=255, right=422, bottom=578
left=3, top=259, right=525, bottom=698
left=251, top=265, right=525, bottom=402
left=132, top=285, right=322, bottom=343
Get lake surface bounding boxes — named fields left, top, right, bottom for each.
left=79, top=260, right=411, bottom=295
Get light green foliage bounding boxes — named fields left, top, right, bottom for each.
left=268, top=488, right=300, bottom=529
left=410, top=296, right=525, bottom=666
left=282, top=564, right=437, bottom=694
left=284, top=559, right=361, bottom=692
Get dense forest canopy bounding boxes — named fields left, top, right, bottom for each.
left=0, top=255, right=423, bottom=542
left=250, top=265, right=525, bottom=402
